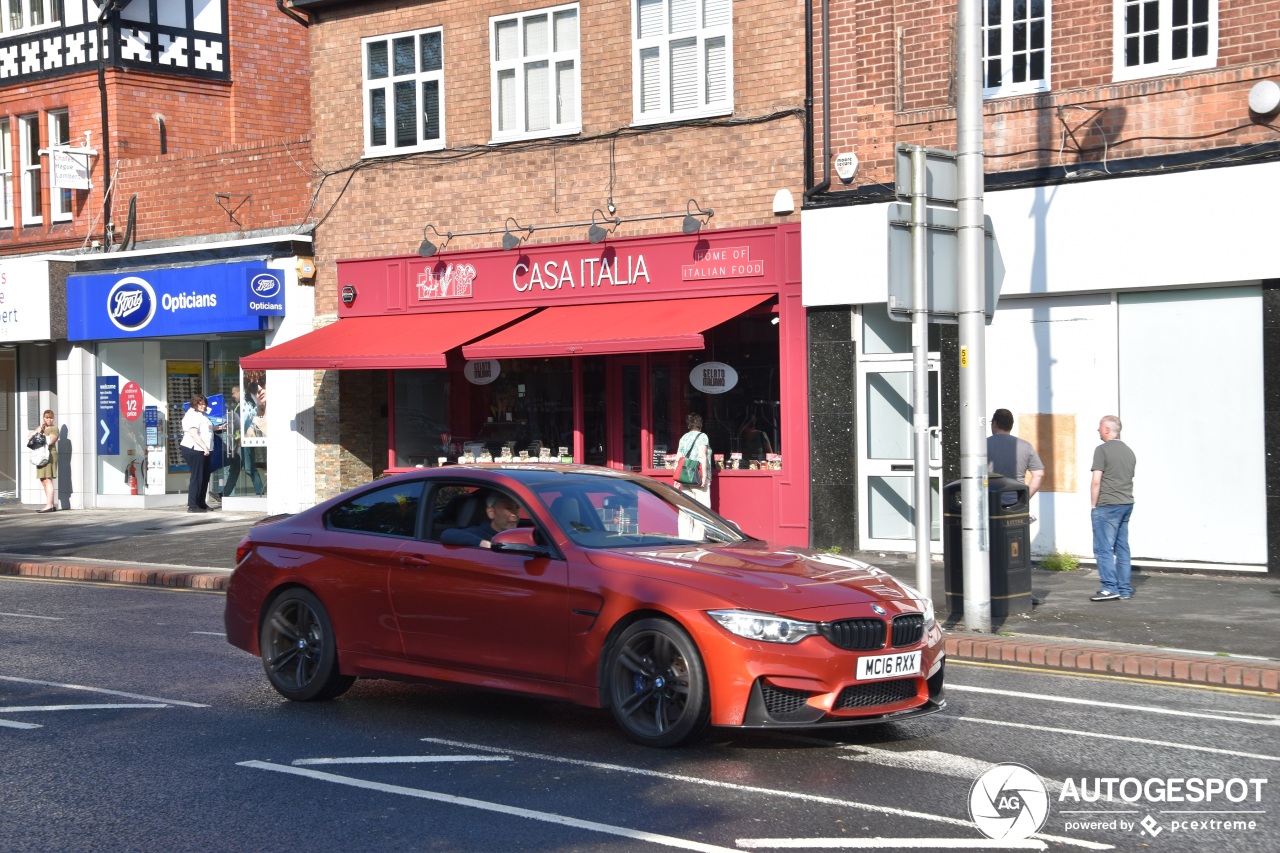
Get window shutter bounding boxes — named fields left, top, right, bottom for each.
left=525, top=60, right=550, bottom=132
left=639, top=47, right=661, bottom=113
left=670, top=37, right=697, bottom=111
left=670, top=0, right=696, bottom=33
left=703, top=0, right=730, bottom=28
left=637, top=0, right=662, bottom=39
left=705, top=36, right=725, bottom=104
left=497, top=69, right=517, bottom=132
left=556, top=60, right=577, bottom=124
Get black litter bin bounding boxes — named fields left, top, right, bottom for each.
left=942, top=475, right=1032, bottom=618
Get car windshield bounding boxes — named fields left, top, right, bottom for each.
left=526, top=474, right=749, bottom=549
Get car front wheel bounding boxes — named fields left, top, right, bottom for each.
left=259, top=588, right=355, bottom=702
left=607, top=618, right=710, bottom=747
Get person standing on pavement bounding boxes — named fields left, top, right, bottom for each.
left=180, top=395, right=214, bottom=513
left=30, top=409, right=59, bottom=513
left=674, top=413, right=713, bottom=508
left=1090, top=414, right=1137, bottom=602
left=987, top=408, right=1045, bottom=499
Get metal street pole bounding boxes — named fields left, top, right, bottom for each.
left=909, top=146, right=932, bottom=598
left=957, top=0, right=990, bottom=632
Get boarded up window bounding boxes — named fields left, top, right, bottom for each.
left=1019, top=413, right=1076, bottom=493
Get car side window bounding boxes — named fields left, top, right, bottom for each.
left=326, top=480, right=425, bottom=538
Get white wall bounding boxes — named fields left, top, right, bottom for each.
left=802, top=160, right=1280, bottom=306
left=261, top=260, right=317, bottom=515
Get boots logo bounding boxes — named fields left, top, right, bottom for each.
left=250, top=272, right=282, bottom=299
left=106, top=277, right=157, bottom=332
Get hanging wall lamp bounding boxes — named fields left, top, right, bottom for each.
left=502, top=217, right=534, bottom=250
left=682, top=199, right=714, bottom=234
left=418, top=224, right=452, bottom=258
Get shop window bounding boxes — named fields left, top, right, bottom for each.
left=1113, top=0, right=1216, bottom=81
left=983, top=0, right=1050, bottom=98
left=327, top=480, right=425, bottom=538
left=18, top=114, right=41, bottom=226
left=0, top=119, right=12, bottom=228
left=394, top=368, right=451, bottom=467
left=491, top=4, right=580, bottom=141
left=632, top=0, right=732, bottom=125
left=363, top=26, right=445, bottom=158
left=48, top=109, right=72, bottom=222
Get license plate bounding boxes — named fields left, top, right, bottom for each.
left=856, top=651, right=922, bottom=681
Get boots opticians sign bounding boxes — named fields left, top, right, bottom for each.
left=67, top=262, right=284, bottom=340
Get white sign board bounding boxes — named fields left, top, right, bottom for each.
left=464, top=359, right=501, bottom=385
left=51, top=148, right=92, bottom=190
left=0, top=259, right=53, bottom=341
left=689, top=362, right=738, bottom=394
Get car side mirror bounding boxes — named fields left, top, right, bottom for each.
left=491, top=527, right=552, bottom=557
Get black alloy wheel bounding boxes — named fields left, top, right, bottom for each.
left=607, top=618, right=710, bottom=747
left=259, top=588, right=355, bottom=702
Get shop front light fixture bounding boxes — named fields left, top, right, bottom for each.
left=418, top=224, right=451, bottom=258
left=502, top=217, right=534, bottom=251
left=682, top=199, right=714, bottom=234
left=587, top=208, right=621, bottom=244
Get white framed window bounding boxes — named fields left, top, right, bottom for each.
left=983, top=0, right=1050, bottom=97
left=48, top=109, right=72, bottom=222
left=1113, top=0, right=1216, bottom=82
left=363, top=26, right=445, bottom=158
left=18, top=114, right=41, bottom=226
left=0, top=120, right=12, bottom=228
left=0, top=0, right=61, bottom=35
left=632, top=0, right=732, bottom=125
left=490, top=4, right=580, bottom=142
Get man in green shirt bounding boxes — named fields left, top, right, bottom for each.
left=1090, top=415, right=1137, bottom=602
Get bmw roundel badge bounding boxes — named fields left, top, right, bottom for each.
left=872, top=604, right=887, bottom=616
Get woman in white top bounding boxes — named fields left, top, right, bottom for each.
left=674, top=412, right=713, bottom=508
left=180, top=394, right=214, bottom=513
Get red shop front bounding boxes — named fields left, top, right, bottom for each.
left=251, top=224, right=809, bottom=546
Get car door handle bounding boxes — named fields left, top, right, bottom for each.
left=399, top=555, right=432, bottom=567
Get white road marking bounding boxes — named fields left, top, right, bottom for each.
left=419, top=738, right=1112, bottom=851
left=737, top=840, right=1046, bottom=850
left=0, top=612, right=63, bottom=620
left=0, top=675, right=209, bottom=707
left=0, top=704, right=168, bottom=713
left=839, top=747, right=1063, bottom=795
left=952, top=715, right=1280, bottom=762
left=239, top=760, right=742, bottom=853
left=948, top=684, right=1280, bottom=726
left=190, top=631, right=226, bottom=636
left=293, top=756, right=511, bottom=766
left=0, top=719, right=42, bottom=729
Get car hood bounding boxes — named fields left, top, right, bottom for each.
left=587, top=543, right=921, bottom=613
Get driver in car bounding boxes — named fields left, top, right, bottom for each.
left=441, top=493, right=521, bottom=548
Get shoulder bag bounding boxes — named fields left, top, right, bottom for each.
left=675, top=432, right=705, bottom=486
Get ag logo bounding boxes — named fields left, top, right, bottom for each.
left=106, top=276, right=157, bottom=333
left=968, top=763, right=1049, bottom=840
left=250, top=272, right=283, bottom=299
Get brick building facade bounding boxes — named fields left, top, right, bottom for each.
left=802, top=0, right=1280, bottom=570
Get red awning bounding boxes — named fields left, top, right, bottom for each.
left=461, top=294, right=773, bottom=359
left=240, top=308, right=533, bottom=370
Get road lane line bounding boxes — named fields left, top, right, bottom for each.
left=948, top=685, right=1280, bottom=726
left=0, top=675, right=209, bottom=708
left=293, top=756, right=511, bottom=765
left=0, top=719, right=42, bottom=729
left=737, top=840, right=1046, bottom=849
left=239, top=760, right=742, bottom=853
left=190, top=631, right=226, bottom=636
left=419, top=738, right=1112, bottom=851
left=951, top=715, right=1280, bottom=762
left=0, top=704, right=168, bottom=713
left=839, top=747, right=1063, bottom=794
left=0, top=612, right=63, bottom=620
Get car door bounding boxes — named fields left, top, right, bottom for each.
left=388, top=481, right=571, bottom=682
left=317, top=478, right=428, bottom=660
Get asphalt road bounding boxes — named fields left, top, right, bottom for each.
left=2, top=577, right=1277, bottom=853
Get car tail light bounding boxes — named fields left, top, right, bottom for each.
left=235, top=538, right=252, bottom=566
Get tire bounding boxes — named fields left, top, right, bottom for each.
left=606, top=618, right=711, bottom=747
left=259, top=588, right=355, bottom=702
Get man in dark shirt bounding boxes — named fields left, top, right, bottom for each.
left=441, top=492, right=521, bottom=548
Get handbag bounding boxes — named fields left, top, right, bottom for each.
left=675, top=432, right=705, bottom=486
left=30, top=443, right=50, bottom=467
left=26, top=432, right=45, bottom=450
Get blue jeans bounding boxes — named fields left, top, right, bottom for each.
left=1092, top=504, right=1134, bottom=597
left=221, top=447, right=264, bottom=496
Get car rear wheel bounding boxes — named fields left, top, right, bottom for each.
left=607, top=618, right=710, bottom=747
left=259, top=589, right=355, bottom=702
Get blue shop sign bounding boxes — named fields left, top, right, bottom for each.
left=66, top=262, right=282, bottom=341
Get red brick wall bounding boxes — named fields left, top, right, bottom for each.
left=0, top=0, right=311, bottom=254
left=811, top=0, right=1280, bottom=190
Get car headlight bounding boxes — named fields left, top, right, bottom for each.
left=707, top=610, right=819, bottom=644
left=896, top=582, right=936, bottom=630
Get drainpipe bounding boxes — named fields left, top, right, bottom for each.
left=277, top=0, right=310, bottom=27
left=804, top=0, right=831, bottom=200
left=97, top=0, right=120, bottom=251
